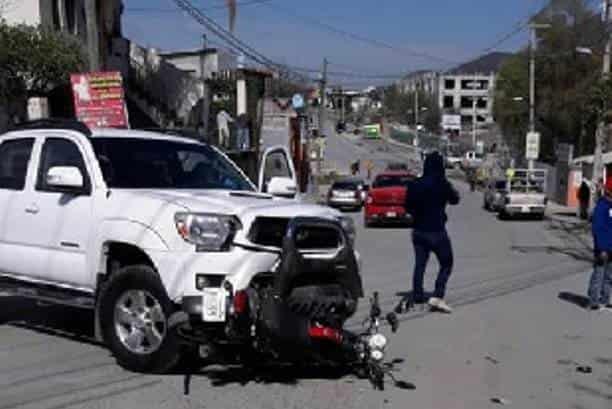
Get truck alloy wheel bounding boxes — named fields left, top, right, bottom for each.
left=114, top=289, right=167, bottom=355
left=98, top=265, right=181, bottom=373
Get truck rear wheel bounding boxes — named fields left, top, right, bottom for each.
left=98, top=265, right=182, bottom=373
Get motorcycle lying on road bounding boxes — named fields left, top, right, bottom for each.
left=171, top=217, right=403, bottom=392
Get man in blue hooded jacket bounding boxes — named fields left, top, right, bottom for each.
left=588, top=178, right=612, bottom=310
left=405, top=151, right=460, bottom=313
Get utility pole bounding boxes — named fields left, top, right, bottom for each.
left=414, top=81, right=419, bottom=129
left=199, top=35, right=211, bottom=142
left=84, top=0, right=100, bottom=71
left=528, top=23, right=550, bottom=169
left=594, top=0, right=611, bottom=184
left=317, top=58, right=328, bottom=174
left=472, top=72, right=477, bottom=149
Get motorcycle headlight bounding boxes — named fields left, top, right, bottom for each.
left=338, top=216, right=356, bottom=246
left=175, top=213, right=241, bottom=251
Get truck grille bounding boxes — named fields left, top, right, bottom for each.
left=248, top=217, right=343, bottom=250
left=248, top=217, right=288, bottom=247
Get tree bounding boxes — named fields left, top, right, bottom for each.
left=0, top=21, right=85, bottom=121
left=382, top=84, right=440, bottom=131
left=494, top=0, right=610, bottom=162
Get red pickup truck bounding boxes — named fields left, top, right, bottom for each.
left=364, top=171, right=416, bottom=227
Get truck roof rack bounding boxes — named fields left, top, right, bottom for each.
left=8, top=119, right=92, bottom=136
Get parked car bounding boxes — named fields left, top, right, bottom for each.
left=483, top=179, right=508, bottom=212
left=0, top=119, right=358, bottom=373
left=364, top=171, right=416, bottom=227
left=327, top=178, right=367, bottom=210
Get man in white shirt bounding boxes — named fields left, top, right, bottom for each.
left=217, top=110, right=233, bottom=148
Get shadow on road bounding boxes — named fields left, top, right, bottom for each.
left=190, top=364, right=353, bottom=387
left=558, top=291, right=591, bottom=309
left=510, top=218, right=593, bottom=262
left=0, top=295, right=100, bottom=347
left=511, top=245, right=592, bottom=262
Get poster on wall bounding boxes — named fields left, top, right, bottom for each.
left=70, top=71, right=129, bottom=129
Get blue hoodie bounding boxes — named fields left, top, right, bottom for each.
left=592, top=197, right=612, bottom=251
left=405, top=152, right=460, bottom=232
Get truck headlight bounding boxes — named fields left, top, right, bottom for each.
left=338, top=216, right=356, bottom=246
left=175, top=213, right=241, bottom=251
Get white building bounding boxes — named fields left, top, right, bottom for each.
left=160, top=48, right=238, bottom=80
left=399, top=70, right=440, bottom=97
left=438, top=73, right=496, bottom=127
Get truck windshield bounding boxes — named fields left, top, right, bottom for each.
left=91, top=138, right=254, bottom=191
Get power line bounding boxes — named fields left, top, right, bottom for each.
left=126, top=0, right=274, bottom=14
left=259, top=2, right=459, bottom=66
left=168, top=0, right=312, bottom=84
left=288, top=65, right=406, bottom=79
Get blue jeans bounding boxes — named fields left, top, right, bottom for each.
left=412, top=230, right=454, bottom=302
left=588, top=261, right=612, bottom=306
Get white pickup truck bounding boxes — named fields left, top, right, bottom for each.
left=498, top=169, right=548, bottom=220
left=0, top=120, right=355, bottom=372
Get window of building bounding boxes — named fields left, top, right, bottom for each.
left=460, top=96, right=474, bottom=109
left=443, top=95, right=454, bottom=108
left=444, top=79, right=455, bottom=90
left=477, top=98, right=488, bottom=109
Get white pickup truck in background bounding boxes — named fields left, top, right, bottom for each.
left=497, top=168, right=548, bottom=220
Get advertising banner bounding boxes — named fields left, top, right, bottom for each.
left=442, top=114, right=461, bottom=131
left=71, top=71, right=128, bottom=129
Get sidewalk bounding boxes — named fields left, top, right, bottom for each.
left=385, top=272, right=611, bottom=409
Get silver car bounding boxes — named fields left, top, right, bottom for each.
left=327, top=178, right=367, bottom=210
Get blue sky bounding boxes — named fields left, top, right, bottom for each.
left=123, top=0, right=550, bottom=84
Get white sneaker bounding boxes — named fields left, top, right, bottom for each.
left=428, top=297, right=453, bottom=313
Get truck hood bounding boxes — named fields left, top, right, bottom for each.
left=116, top=188, right=340, bottom=222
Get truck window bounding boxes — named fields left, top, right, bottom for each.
left=0, top=138, right=34, bottom=191
left=36, top=138, right=91, bottom=193
left=373, top=175, right=414, bottom=188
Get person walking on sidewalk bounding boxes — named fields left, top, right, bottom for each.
left=405, top=152, right=460, bottom=313
left=577, top=181, right=591, bottom=220
left=588, top=179, right=612, bottom=310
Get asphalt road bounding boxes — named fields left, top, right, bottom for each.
left=0, top=128, right=607, bottom=409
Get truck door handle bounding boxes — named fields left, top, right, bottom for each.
left=25, top=204, right=39, bottom=214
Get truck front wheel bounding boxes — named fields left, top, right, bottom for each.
left=98, top=265, right=182, bottom=373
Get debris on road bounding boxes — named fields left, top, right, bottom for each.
left=485, top=355, right=500, bottom=365
left=576, top=365, right=593, bottom=374
left=491, top=397, right=512, bottom=405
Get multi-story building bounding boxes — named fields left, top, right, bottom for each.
left=399, top=70, right=439, bottom=97
left=438, top=72, right=496, bottom=127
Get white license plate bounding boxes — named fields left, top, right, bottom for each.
left=521, top=207, right=530, bottom=213
left=386, top=212, right=397, bottom=218
left=202, top=288, right=226, bottom=322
